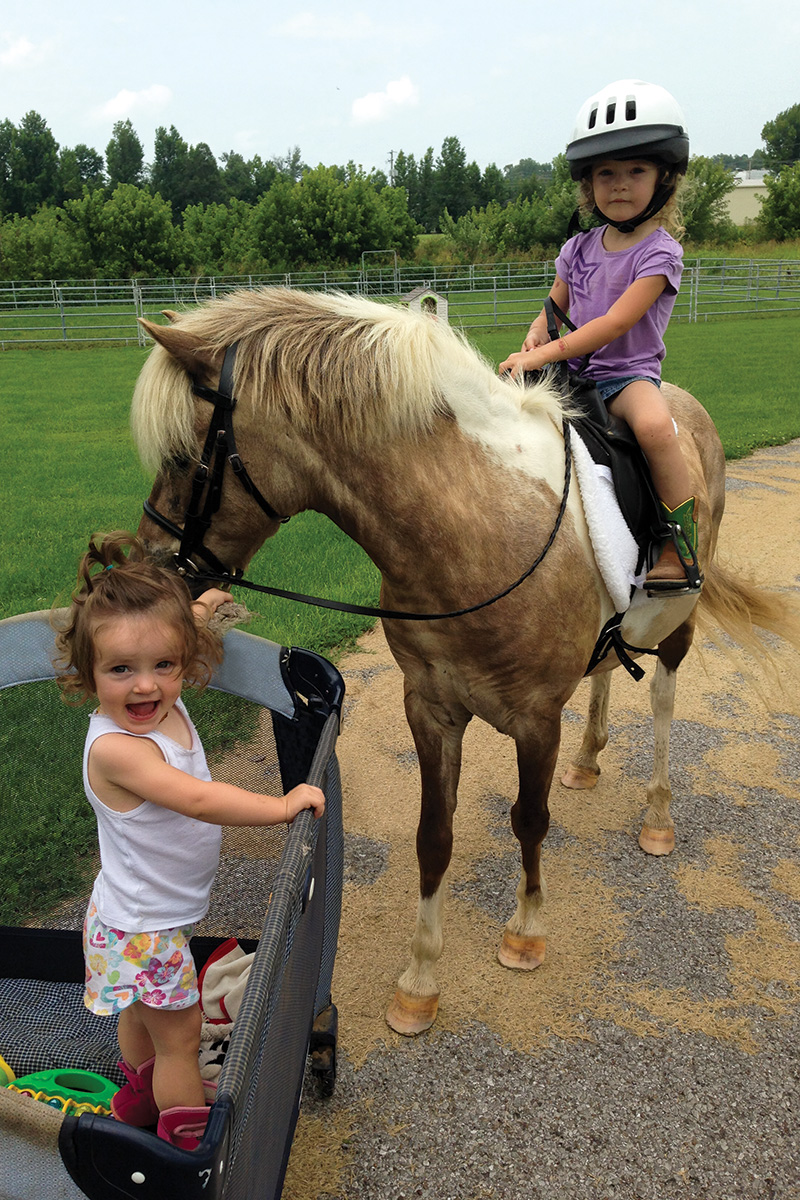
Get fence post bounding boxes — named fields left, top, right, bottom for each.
left=57, top=287, right=67, bottom=342
left=134, top=283, right=146, bottom=347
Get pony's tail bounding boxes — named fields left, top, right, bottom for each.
left=697, top=555, right=800, bottom=673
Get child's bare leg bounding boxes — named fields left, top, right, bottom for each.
left=117, top=1001, right=156, bottom=1069
left=608, top=380, right=701, bottom=588
left=607, top=380, right=692, bottom=505
left=138, top=1002, right=205, bottom=1112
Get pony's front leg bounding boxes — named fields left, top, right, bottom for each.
left=561, top=672, right=612, bottom=789
left=639, top=616, right=695, bottom=855
left=386, top=684, right=469, bottom=1037
left=498, top=715, right=562, bottom=970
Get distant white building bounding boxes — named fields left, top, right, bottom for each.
left=403, top=286, right=449, bottom=323
left=725, top=170, right=769, bottom=225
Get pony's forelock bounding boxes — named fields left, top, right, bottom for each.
left=131, top=344, right=197, bottom=473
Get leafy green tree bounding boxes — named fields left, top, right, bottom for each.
left=182, top=198, right=256, bottom=272
left=417, top=147, right=437, bottom=231
left=151, top=128, right=226, bottom=216
left=150, top=125, right=191, bottom=211
left=439, top=200, right=509, bottom=262
left=185, top=142, right=224, bottom=207
left=435, top=136, right=472, bottom=221
left=0, top=111, right=61, bottom=217
left=0, top=206, right=93, bottom=278
left=679, top=156, right=737, bottom=243
left=0, top=119, right=16, bottom=215
left=62, top=184, right=184, bottom=276
left=479, top=163, right=510, bottom=208
left=755, top=162, right=800, bottom=238
left=271, top=146, right=307, bottom=182
left=248, top=166, right=418, bottom=269
left=105, top=120, right=145, bottom=189
left=761, top=103, right=800, bottom=170
left=56, top=144, right=104, bottom=204
left=250, top=155, right=280, bottom=197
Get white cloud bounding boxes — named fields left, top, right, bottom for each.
left=273, top=12, right=376, bottom=39
left=98, top=84, right=172, bottom=121
left=352, top=75, right=419, bottom=124
left=0, top=34, right=51, bottom=69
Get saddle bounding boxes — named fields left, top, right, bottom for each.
left=536, top=299, right=664, bottom=573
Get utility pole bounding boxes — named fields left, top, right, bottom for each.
left=388, top=150, right=395, bottom=186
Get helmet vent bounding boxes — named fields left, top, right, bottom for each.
left=605, top=102, right=616, bottom=125
left=588, top=105, right=598, bottom=130
left=625, top=99, right=637, bottom=121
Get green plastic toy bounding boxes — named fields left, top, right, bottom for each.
left=6, top=1068, right=119, bottom=1116
left=0, top=1052, right=15, bottom=1087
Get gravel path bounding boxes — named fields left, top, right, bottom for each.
left=284, top=440, right=800, bottom=1200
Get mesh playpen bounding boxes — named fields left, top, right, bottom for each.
left=0, top=610, right=345, bottom=1200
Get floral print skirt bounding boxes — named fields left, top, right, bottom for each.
left=82, top=900, right=199, bottom=1016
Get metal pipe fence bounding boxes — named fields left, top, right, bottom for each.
left=0, top=258, right=798, bottom=347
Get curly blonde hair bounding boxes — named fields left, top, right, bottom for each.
left=578, top=161, right=686, bottom=239
left=53, top=531, right=223, bottom=704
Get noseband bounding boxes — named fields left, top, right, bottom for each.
left=142, top=343, right=289, bottom=583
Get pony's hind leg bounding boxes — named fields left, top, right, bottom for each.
left=498, top=713, right=562, bottom=970
left=639, top=615, right=696, bottom=856
left=386, top=683, right=470, bottom=1036
left=561, top=672, right=612, bottom=789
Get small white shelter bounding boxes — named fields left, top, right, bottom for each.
left=403, top=286, right=449, bottom=323
left=726, top=171, right=769, bottom=225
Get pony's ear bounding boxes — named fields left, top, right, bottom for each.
left=161, top=309, right=181, bottom=324
left=138, top=318, right=222, bottom=375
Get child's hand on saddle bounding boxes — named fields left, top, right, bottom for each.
left=284, top=784, right=325, bottom=822
left=499, top=349, right=546, bottom=379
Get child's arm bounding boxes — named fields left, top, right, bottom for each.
left=90, top=734, right=325, bottom=825
left=191, top=588, right=233, bottom=625
left=500, top=275, right=667, bottom=379
left=521, top=277, right=570, bottom=352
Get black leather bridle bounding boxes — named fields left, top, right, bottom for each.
left=141, top=344, right=575, bottom=622
left=142, top=343, right=290, bottom=585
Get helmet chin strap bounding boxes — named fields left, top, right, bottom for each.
left=593, top=181, right=674, bottom=234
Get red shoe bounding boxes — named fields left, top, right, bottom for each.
left=157, top=1105, right=209, bottom=1150
left=110, top=1056, right=159, bottom=1127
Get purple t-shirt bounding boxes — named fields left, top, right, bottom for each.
left=555, top=225, right=683, bottom=381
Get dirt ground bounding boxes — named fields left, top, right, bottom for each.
left=284, top=441, right=800, bottom=1200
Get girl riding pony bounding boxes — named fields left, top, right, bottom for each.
left=500, top=79, right=700, bottom=593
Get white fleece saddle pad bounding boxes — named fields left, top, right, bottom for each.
left=571, top=428, right=645, bottom=612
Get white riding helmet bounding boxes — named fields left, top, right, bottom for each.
left=566, top=79, right=689, bottom=180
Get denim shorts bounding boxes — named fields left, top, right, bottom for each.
left=596, top=375, right=661, bottom=404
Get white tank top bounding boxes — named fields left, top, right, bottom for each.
left=83, top=698, right=222, bottom=930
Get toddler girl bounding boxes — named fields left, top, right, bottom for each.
left=54, top=532, right=324, bottom=1149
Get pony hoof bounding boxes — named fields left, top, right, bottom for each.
left=639, top=825, right=675, bottom=856
left=386, top=989, right=439, bottom=1036
left=497, top=931, right=546, bottom=970
left=561, top=764, right=600, bottom=790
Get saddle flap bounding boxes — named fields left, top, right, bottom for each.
left=571, top=414, right=662, bottom=563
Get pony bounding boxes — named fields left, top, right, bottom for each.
left=130, top=287, right=790, bottom=1036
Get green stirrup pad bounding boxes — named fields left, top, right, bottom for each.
left=661, top=497, right=698, bottom=558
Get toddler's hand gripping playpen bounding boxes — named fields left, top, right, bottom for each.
left=0, top=611, right=345, bottom=1200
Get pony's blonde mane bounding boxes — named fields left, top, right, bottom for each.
left=132, top=288, right=564, bottom=471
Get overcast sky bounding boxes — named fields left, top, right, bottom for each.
left=1, top=1, right=798, bottom=177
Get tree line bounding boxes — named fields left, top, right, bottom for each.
left=1, top=104, right=799, bottom=281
